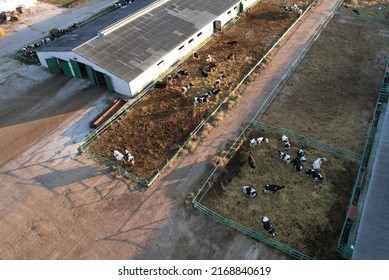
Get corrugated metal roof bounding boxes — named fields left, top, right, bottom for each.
left=352, top=105, right=389, bottom=260
left=38, top=0, right=241, bottom=81
left=38, top=0, right=157, bottom=52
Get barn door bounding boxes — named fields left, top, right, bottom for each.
left=103, top=73, right=114, bottom=92
left=214, top=20, right=221, bottom=32
left=45, top=57, right=60, bottom=74
left=85, top=65, right=98, bottom=86
left=70, top=59, right=83, bottom=78
left=58, top=60, right=72, bottom=77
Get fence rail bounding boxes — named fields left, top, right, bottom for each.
left=192, top=201, right=314, bottom=260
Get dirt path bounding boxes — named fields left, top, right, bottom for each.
left=0, top=0, right=341, bottom=259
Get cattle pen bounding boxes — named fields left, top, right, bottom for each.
left=78, top=0, right=317, bottom=186
left=192, top=9, right=389, bottom=259
left=192, top=121, right=361, bottom=260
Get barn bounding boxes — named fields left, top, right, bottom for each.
left=36, top=0, right=259, bottom=97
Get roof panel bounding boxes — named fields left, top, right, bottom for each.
left=352, top=104, right=389, bottom=260
left=39, top=0, right=242, bottom=81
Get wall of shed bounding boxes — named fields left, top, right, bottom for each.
left=129, top=22, right=215, bottom=95
left=37, top=51, right=132, bottom=97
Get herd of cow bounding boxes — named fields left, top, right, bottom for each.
left=242, top=134, right=328, bottom=238
left=153, top=39, right=239, bottom=106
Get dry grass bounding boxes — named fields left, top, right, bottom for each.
left=202, top=129, right=359, bottom=259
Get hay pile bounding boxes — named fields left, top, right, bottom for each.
left=11, top=11, right=20, bottom=22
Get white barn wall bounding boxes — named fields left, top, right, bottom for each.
left=216, top=3, right=241, bottom=26
left=37, top=51, right=132, bottom=97
left=129, top=23, right=214, bottom=96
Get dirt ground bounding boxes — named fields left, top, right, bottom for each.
left=88, top=0, right=310, bottom=180
left=201, top=9, right=389, bottom=259
left=0, top=0, right=388, bottom=261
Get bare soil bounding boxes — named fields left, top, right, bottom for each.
left=88, top=0, right=310, bottom=180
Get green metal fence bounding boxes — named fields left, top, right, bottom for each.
left=336, top=59, right=389, bottom=258
left=192, top=200, right=314, bottom=260
left=253, top=122, right=361, bottom=162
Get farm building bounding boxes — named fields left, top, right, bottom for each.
left=36, top=0, right=259, bottom=97
left=351, top=103, right=389, bottom=260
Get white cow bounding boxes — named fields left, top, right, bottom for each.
left=312, top=157, right=327, bottom=170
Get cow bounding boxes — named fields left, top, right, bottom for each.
left=194, top=96, right=208, bottom=105
left=247, top=152, right=256, bottom=173
left=264, top=184, right=286, bottom=193
left=297, top=148, right=307, bottom=162
left=281, top=135, right=291, bottom=149
left=312, top=157, right=327, bottom=170
left=262, top=216, right=276, bottom=238
left=249, top=137, right=268, bottom=148
left=181, top=83, right=193, bottom=95
left=293, top=157, right=303, bottom=172
left=124, top=148, right=135, bottom=165
left=177, top=70, right=190, bottom=78
left=227, top=53, right=235, bottom=61
left=290, top=3, right=303, bottom=15
left=215, top=75, right=226, bottom=87
left=154, top=81, right=167, bottom=89
left=305, top=169, right=323, bottom=181
left=276, top=150, right=291, bottom=164
left=200, top=68, right=209, bottom=77
left=111, top=148, right=127, bottom=163
left=206, top=53, right=213, bottom=63
left=210, top=88, right=220, bottom=95
left=167, top=74, right=180, bottom=84
left=242, top=186, right=257, bottom=198
left=227, top=40, right=238, bottom=46
left=205, top=63, right=217, bottom=72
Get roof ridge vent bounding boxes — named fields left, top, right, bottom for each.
left=98, top=0, right=171, bottom=37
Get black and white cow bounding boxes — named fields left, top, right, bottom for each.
left=242, top=186, right=257, bottom=198
left=293, top=157, right=303, bottom=172
left=305, top=169, right=324, bottom=181
left=154, top=81, right=167, bottom=89
left=262, top=216, right=276, bottom=238
left=227, top=40, right=238, bottom=46
left=206, top=53, right=213, bottom=63
left=312, top=157, right=327, bottom=170
left=215, top=75, right=226, bottom=87
left=247, top=152, right=256, bottom=173
left=264, top=184, right=286, bottom=193
left=281, top=135, right=291, bottom=149
left=249, top=137, right=268, bottom=148
left=193, top=96, right=208, bottom=105
left=276, top=150, right=291, bottom=164
left=181, top=83, right=193, bottom=95
left=297, top=148, right=307, bottom=162
left=210, top=88, right=220, bottom=95
left=177, top=70, right=190, bottom=78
